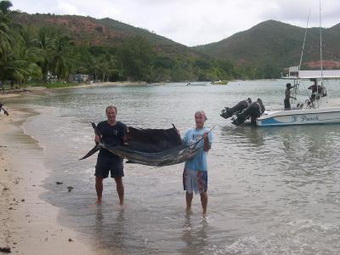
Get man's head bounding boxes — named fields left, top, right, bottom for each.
left=106, top=105, right=117, bottom=123
left=195, top=111, right=207, bottom=128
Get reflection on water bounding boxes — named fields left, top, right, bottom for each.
left=94, top=206, right=127, bottom=254
left=221, top=124, right=266, bottom=147
left=180, top=215, right=208, bottom=254
left=13, top=80, right=340, bottom=254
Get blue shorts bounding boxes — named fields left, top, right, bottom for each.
left=95, top=156, right=124, bottom=178
left=183, top=168, right=208, bottom=194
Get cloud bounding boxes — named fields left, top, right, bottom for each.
left=56, top=1, right=79, bottom=15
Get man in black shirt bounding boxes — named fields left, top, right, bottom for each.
left=94, top=105, right=127, bottom=205
left=284, top=83, right=295, bottom=110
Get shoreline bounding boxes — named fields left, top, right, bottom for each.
left=0, top=81, right=148, bottom=99
left=0, top=103, right=95, bottom=254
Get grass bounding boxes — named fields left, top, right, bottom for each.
left=25, top=80, right=85, bottom=89
left=44, top=81, right=78, bottom=89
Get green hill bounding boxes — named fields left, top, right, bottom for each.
left=10, top=12, right=204, bottom=59
left=193, top=20, right=340, bottom=71
left=9, top=12, right=340, bottom=81
left=9, top=11, right=228, bottom=83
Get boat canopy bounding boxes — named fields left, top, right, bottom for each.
left=286, top=66, right=340, bottom=79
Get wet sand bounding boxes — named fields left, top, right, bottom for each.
left=0, top=95, right=95, bottom=254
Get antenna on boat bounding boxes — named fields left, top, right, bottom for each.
left=293, top=8, right=311, bottom=102
left=313, top=0, right=324, bottom=109
left=299, top=8, right=311, bottom=70
left=319, top=0, right=324, bottom=85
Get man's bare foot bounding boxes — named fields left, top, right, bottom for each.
left=89, top=200, right=101, bottom=207
left=185, top=208, right=192, bottom=215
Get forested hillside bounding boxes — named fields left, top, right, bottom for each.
left=5, top=10, right=236, bottom=85
left=2, top=0, right=340, bottom=88
left=194, top=20, right=340, bottom=78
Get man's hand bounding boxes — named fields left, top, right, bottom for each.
left=94, top=134, right=101, bottom=143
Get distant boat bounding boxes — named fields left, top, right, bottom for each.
left=212, top=80, right=228, bottom=85
left=186, top=81, right=212, bottom=86
left=256, top=4, right=340, bottom=127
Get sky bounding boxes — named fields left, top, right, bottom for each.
left=9, top=0, right=340, bottom=47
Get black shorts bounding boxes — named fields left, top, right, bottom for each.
left=95, top=156, right=124, bottom=178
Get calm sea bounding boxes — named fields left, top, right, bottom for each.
left=8, top=80, right=340, bottom=254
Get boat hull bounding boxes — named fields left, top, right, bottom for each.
left=256, top=108, right=340, bottom=126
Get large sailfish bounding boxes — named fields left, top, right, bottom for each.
left=80, top=123, right=202, bottom=166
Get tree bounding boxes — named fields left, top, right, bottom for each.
left=0, top=0, right=13, bottom=82
left=32, top=27, right=73, bottom=82
left=0, top=1, right=12, bottom=55
left=0, top=1, right=42, bottom=86
left=50, top=35, right=73, bottom=81
left=118, top=36, right=155, bottom=81
left=3, top=27, right=42, bottom=85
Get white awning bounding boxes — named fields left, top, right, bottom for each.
left=298, top=70, right=340, bottom=79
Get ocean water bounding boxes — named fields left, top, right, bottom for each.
left=8, top=80, right=340, bottom=254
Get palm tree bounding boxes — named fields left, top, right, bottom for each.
left=1, top=27, right=42, bottom=87
left=0, top=0, right=13, bottom=83
left=33, top=27, right=57, bottom=82
left=0, top=4, right=44, bottom=87
left=34, top=27, right=74, bottom=82
left=50, top=35, right=73, bottom=81
left=0, top=1, right=12, bottom=51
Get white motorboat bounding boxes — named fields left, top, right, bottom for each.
left=256, top=68, right=340, bottom=127
left=256, top=107, right=340, bottom=126
left=256, top=4, right=340, bottom=127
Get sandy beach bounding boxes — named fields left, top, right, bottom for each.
left=0, top=88, right=97, bottom=254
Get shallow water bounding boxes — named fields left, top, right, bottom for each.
left=9, top=80, right=340, bottom=254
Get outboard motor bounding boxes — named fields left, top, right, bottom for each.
left=220, top=98, right=252, bottom=119
left=232, top=98, right=265, bottom=126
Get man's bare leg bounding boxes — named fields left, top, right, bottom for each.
left=95, top=176, right=104, bottom=204
left=200, top=192, right=208, bottom=216
left=186, top=192, right=193, bottom=214
left=114, top=177, right=124, bottom=205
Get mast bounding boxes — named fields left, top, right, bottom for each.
left=293, top=9, right=311, bottom=102
left=299, top=9, right=310, bottom=70
left=319, top=0, right=324, bottom=84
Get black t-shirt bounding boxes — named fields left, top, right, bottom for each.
left=97, top=121, right=127, bottom=158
